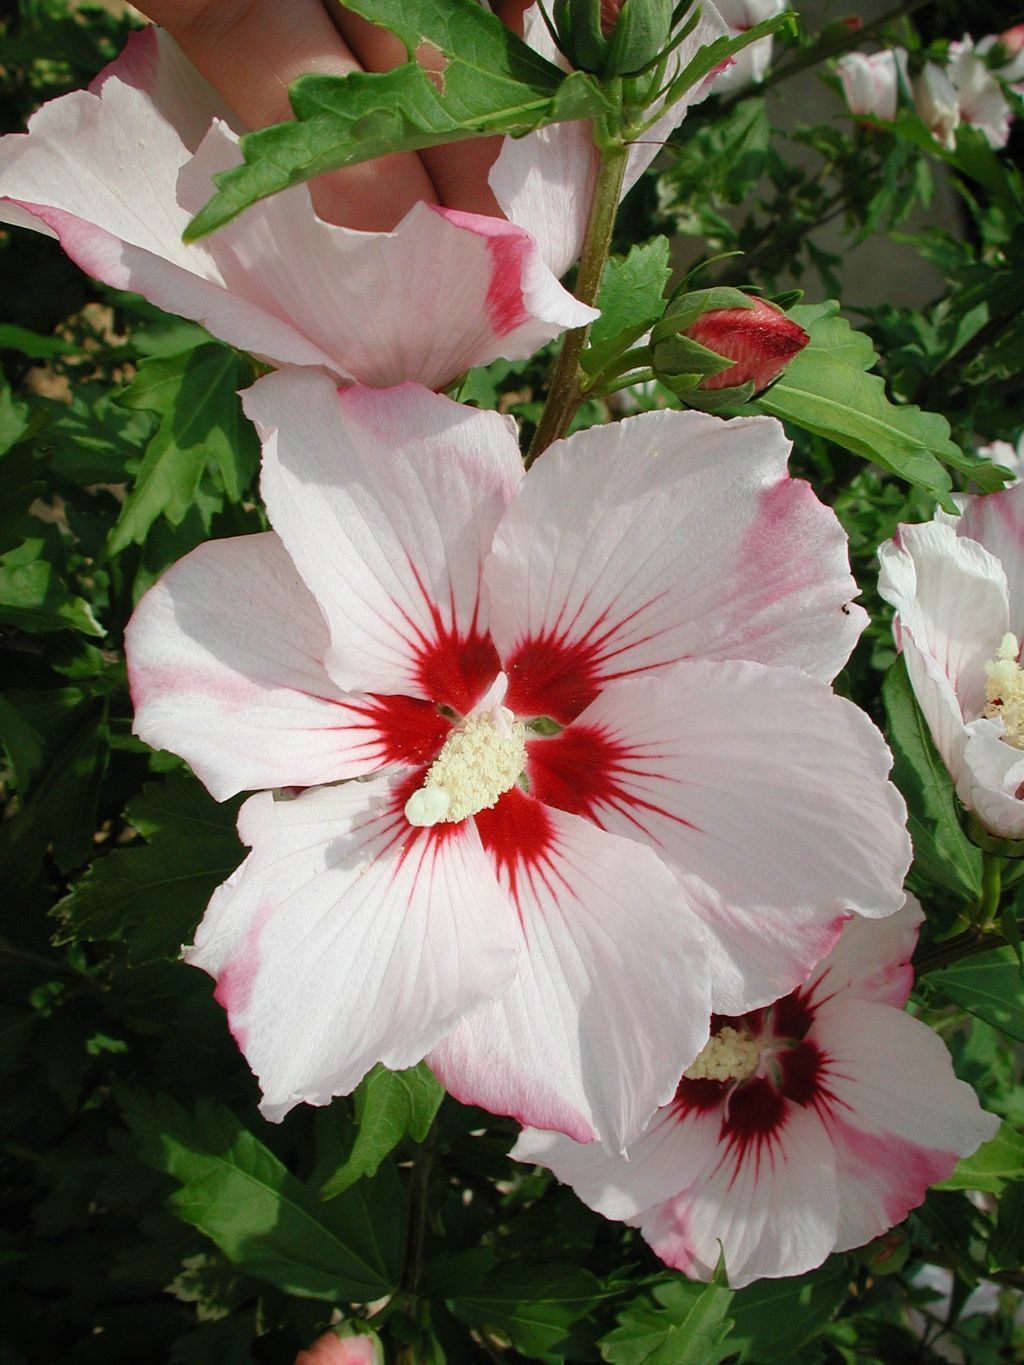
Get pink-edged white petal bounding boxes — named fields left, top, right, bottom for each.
left=803, top=895, right=922, bottom=1011
left=512, top=1102, right=721, bottom=1223
left=175, top=125, right=596, bottom=387
left=955, top=482, right=1024, bottom=630
left=813, top=996, right=1000, bottom=1252
left=187, top=781, right=519, bottom=1120
left=246, top=371, right=523, bottom=710
left=1, top=29, right=592, bottom=391
left=491, top=4, right=728, bottom=277
left=878, top=519, right=1009, bottom=722
left=125, top=532, right=453, bottom=799
left=429, top=792, right=711, bottom=1150
left=527, top=660, right=910, bottom=1013
left=488, top=409, right=863, bottom=724
left=638, top=1103, right=839, bottom=1288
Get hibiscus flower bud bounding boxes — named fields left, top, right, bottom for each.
left=836, top=48, right=908, bottom=123
left=913, top=61, right=960, bottom=150
left=997, top=24, right=1024, bottom=61
left=552, top=0, right=674, bottom=77
left=296, top=1331, right=384, bottom=1365
left=681, top=296, right=808, bottom=394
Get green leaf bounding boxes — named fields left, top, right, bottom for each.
left=661, top=13, right=795, bottom=110
left=0, top=322, right=76, bottom=358
left=937, top=1122, right=1024, bottom=1195
left=109, top=344, right=257, bottom=554
left=990, top=1180, right=1024, bottom=1271
left=881, top=657, right=982, bottom=900
left=119, top=1090, right=402, bottom=1301
left=601, top=1273, right=735, bottom=1365
left=588, top=238, right=671, bottom=350
left=750, top=301, right=963, bottom=510
left=185, top=0, right=607, bottom=240
left=53, top=772, right=244, bottom=964
left=727, top=1258, right=850, bottom=1361
left=930, top=947, right=1024, bottom=1042
left=0, top=538, right=103, bottom=637
left=319, top=1062, right=444, bottom=1200
left=451, top=1264, right=608, bottom=1359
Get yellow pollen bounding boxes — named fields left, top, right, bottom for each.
left=684, top=1026, right=762, bottom=1083
left=984, top=632, right=1024, bottom=749
left=405, top=707, right=527, bottom=827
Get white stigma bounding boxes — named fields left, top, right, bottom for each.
left=684, top=1026, right=762, bottom=1084
left=984, top=632, right=1024, bottom=749
left=404, top=675, right=527, bottom=828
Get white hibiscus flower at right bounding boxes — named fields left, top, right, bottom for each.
left=879, top=481, right=1024, bottom=838
left=513, top=902, right=997, bottom=1288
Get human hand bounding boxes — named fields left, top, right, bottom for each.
left=134, top=0, right=531, bottom=229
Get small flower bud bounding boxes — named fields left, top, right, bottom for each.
left=998, top=24, right=1024, bottom=60
left=682, top=296, right=809, bottom=394
left=553, top=0, right=674, bottom=77
left=913, top=61, right=960, bottom=150
left=836, top=48, right=908, bottom=123
left=296, top=1331, right=384, bottom=1365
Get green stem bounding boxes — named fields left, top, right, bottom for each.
left=393, top=1115, right=438, bottom=1365
left=978, top=851, right=1004, bottom=931
left=913, top=917, right=1024, bottom=976
left=525, top=139, right=630, bottom=468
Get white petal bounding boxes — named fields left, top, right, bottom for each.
left=813, top=997, right=1000, bottom=1252
left=527, top=660, right=910, bottom=1013
left=1, top=29, right=591, bottom=390
left=512, top=1103, right=721, bottom=1222
left=430, top=795, right=711, bottom=1149
left=126, top=532, right=454, bottom=799
left=187, top=781, right=518, bottom=1120
left=961, top=719, right=1024, bottom=838
left=488, top=409, right=863, bottom=726
left=803, top=897, right=923, bottom=1011
left=246, top=371, right=522, bottom=708
left=177, top=124, right=595, bottom=387
left=639, top=1104, right=839, bottom=1288
left=955, top=483, right=1024, bottom=632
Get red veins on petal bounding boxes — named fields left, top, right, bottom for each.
left=400, top=561, right=502, bottom=715
left=342, top=693, right=452, bottom=768
left=504, top=632, right=604, bottom=723
left=474, top=786, right=558, bottom=919
left=527, top=724, right=697, bottom=838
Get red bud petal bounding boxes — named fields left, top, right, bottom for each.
left=684, top=297, right=809, bottom=393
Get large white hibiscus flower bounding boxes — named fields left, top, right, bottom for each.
left=126, top=369, right=909, bottom=1147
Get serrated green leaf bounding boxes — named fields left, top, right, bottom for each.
left=588, top=238, right=671, bottom=351
left=319, top=1062, right=444, bottom=1200
left=931, top=947, right=1024, bottom=1042
left=882, top=657, right=982, bottom=900
left=601, top=1274, right=735, bottom=1365
left=727, top=1258, right=850, bottom=1362
left=119, top=1090, right=402, bottom=1301
left=53, top=772, right=244, bottom=963
left=750, top=301, right=962, bottom=509
left=185, top=0, right=607, bottom=239
left=0, top=533, right=103, bottom=637
left=937, top=1122, right=1024, bottom=1195
left=451, top=1264, right=609, bottom=1358
left=109, top=344, right=257, bottom=553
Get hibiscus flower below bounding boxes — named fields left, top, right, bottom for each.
left=126, top=368, right=909, bottom=1148
left=513, top=902, right=998, bottom=1287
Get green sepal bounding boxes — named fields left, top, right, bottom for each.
left=554, top=0, right=675, bottom=77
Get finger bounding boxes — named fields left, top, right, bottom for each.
left=135, top=0, right=437, bottom=229
left=328, top=1, right=533, bottom=216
